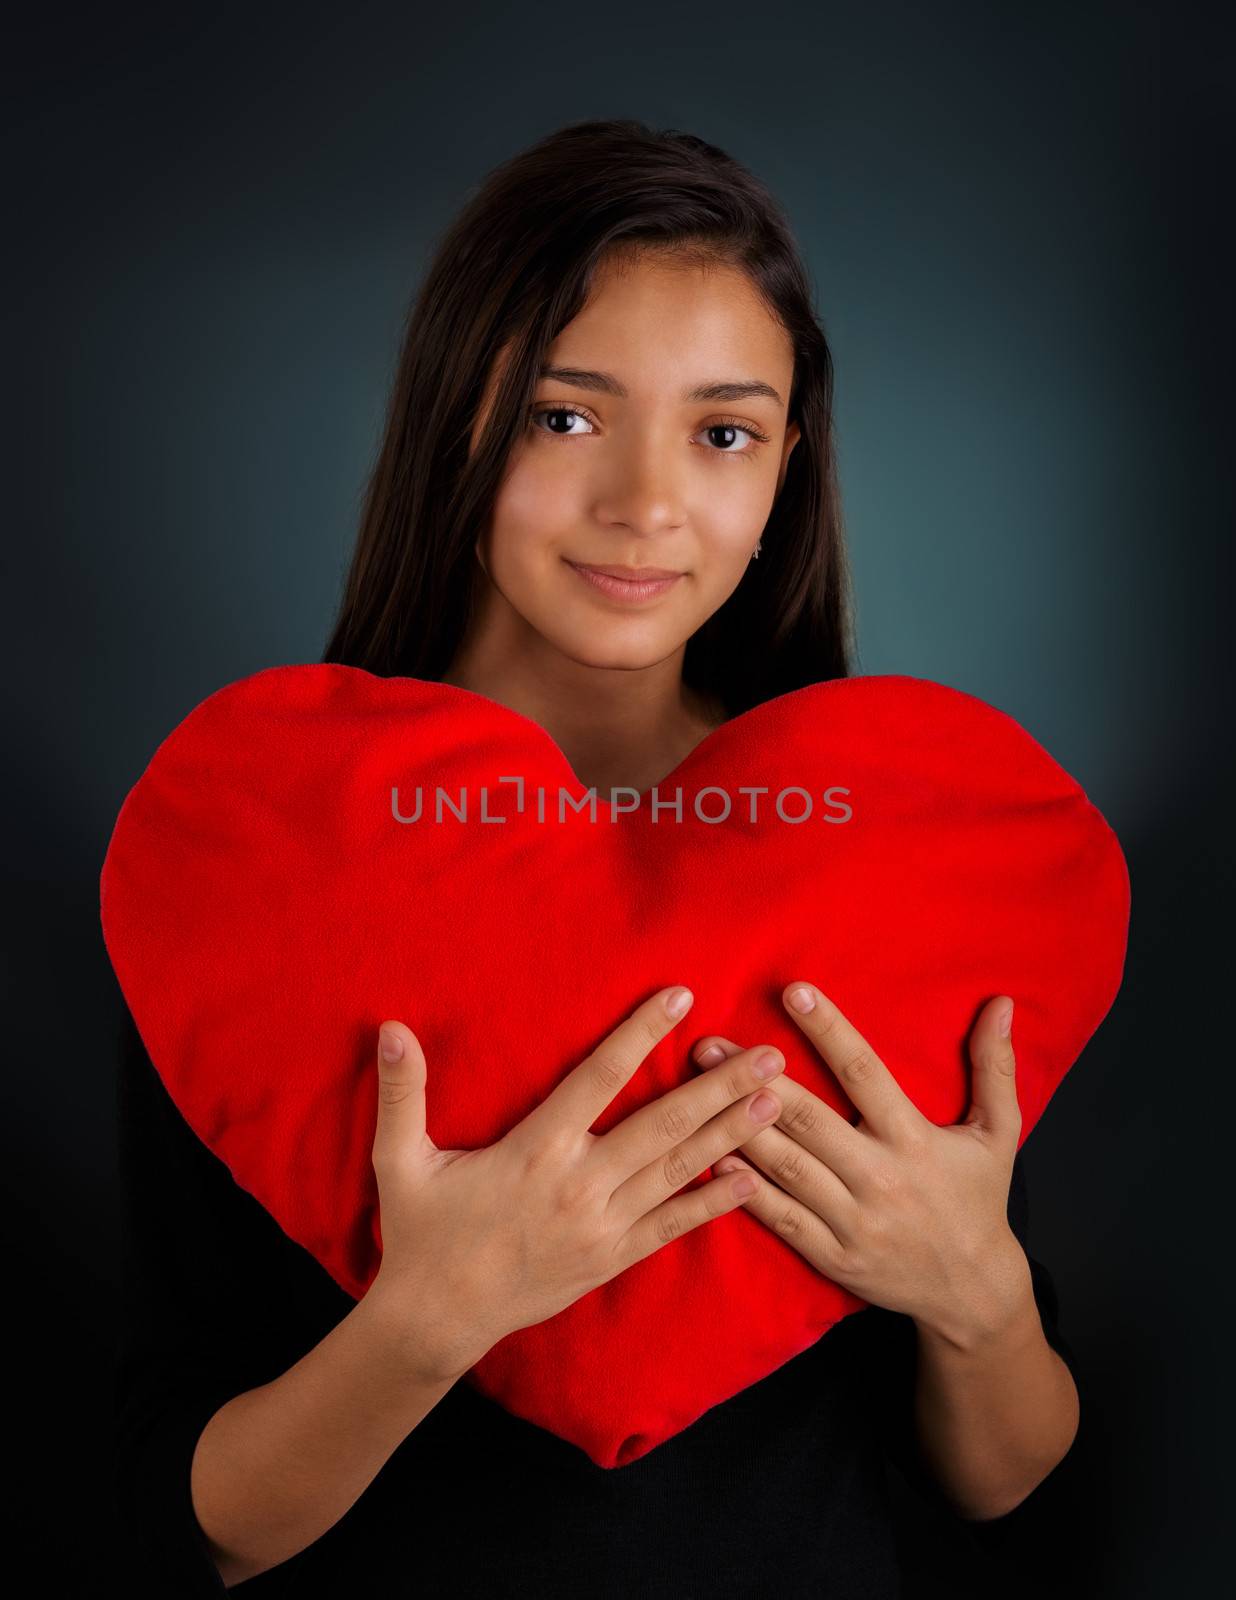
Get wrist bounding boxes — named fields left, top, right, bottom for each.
left=360, top=1271, right=499, bottom=1386
left=912, top=1229, right=1039, bottom=1356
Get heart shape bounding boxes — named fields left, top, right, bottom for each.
left=100, top=664, right=1129, bottom=1468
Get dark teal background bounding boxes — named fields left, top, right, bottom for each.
left=6, top=1, right=1230, bottom=1591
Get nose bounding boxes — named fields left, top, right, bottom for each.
left=590, top=435, right=688, bottom=536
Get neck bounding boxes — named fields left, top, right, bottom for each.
left=441, top=619, right=726, bottom=798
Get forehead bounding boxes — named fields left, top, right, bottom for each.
left=548, top=253, right=794, bottom=393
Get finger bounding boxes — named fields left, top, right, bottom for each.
left=607, top=1061, right=785, bottom=1225
left=710, top=1119, right=858, bottom=1242
left=691, top=1032, right=866, bottom=1194
left=523, top=986, right=695, bottom=1145
left=692, top=1034, right=739, bottom=1069
left=616, top=1163, right=769, bottom=1274
left=709, top=1152, right=844, bottom=1276
left=599, top=1038, right=784, bottom=1182
left=370, top=1021, right=431, bottom=1174
left=962, top=996, right=1022, bottom=1147
left=781, top=983, right=923, bottom=1145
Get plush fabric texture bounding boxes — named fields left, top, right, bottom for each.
left=100, top=664, right=1130, bottom=1469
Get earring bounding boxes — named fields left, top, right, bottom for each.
left=750, top=539, right=763, bottom=561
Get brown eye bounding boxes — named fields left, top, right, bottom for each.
left=703, top=423, right=751, bottom=452
left=697, top=417, right=772, bottom=456
left=529, top=404, right=595, bottom=436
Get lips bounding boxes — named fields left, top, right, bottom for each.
left=565, top=560, right=684, bottom=601
left=572, top=563, right=683, bottom=580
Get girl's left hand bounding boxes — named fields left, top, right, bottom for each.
left=693, top=983, right=1031, bottom=1343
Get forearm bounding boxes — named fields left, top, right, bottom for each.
left=191, top=1279, right=492, bottom=1587
left=908, top=1239, right=1080, bottom=1521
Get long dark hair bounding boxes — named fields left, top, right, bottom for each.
left=321, top=118, right=856, bottom=717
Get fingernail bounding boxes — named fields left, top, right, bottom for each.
left=665, top=987, right=693, bottom=1019
left=379, top=1027, right=404, bottom=1062
left=733, top=1176, right=757, bottom=1199
left=750, top=1091, right=778, bottom=1121
left=752, top=1050, right=782, bottom=1079
left=998, top=1001, right=1014, bottom=1038
left=715, top=1157, right=741, bottom=1175
left=698, top=1044, right=724, bottom=1066
left=788, top=986, right=815, bottom=1014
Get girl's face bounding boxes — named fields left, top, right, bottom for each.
left=469, top=252, right=801, bottom=675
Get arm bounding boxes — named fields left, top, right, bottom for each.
left=909, top=1256, right=1079, bottom=1520
left=114, top=1002, right=491, bottom=1592
left=190, top=1284, right=478, bottom=1587
left=694, top=986, right=1083, bottom=1523
left=903, top=1152, right=1080, bottom=1521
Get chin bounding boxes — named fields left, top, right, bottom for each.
left=544, top=623, right=682, bottom=674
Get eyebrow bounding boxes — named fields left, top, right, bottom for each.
left=538, top=364, right=785, bottom=407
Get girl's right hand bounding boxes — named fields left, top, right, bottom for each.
left=366, top=985, right=785, bottom=1381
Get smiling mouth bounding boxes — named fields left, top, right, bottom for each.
left=563, top=559, right=685, bottom=602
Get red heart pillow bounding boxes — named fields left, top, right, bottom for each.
left=100, top=664, right=1130, bottom=1468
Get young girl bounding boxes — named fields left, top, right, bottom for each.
left=114, top=118, right=1079, bottom=1596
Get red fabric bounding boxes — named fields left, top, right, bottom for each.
left=100, top=664, right=1130, bottom=1468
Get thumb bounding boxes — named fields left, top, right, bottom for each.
left=371, top=1020, right=433, bottom=1170
left=962, top=996, right=1021, bottom=1145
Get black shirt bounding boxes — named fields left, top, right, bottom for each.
left=114, top=1000, right=1078, bottom=1598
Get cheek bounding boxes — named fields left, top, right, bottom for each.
left=713, top=458, right=782, bottom=525
left=693, top=469, right=778, bottom=558
left=488, top=455, right=583, bottom=563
